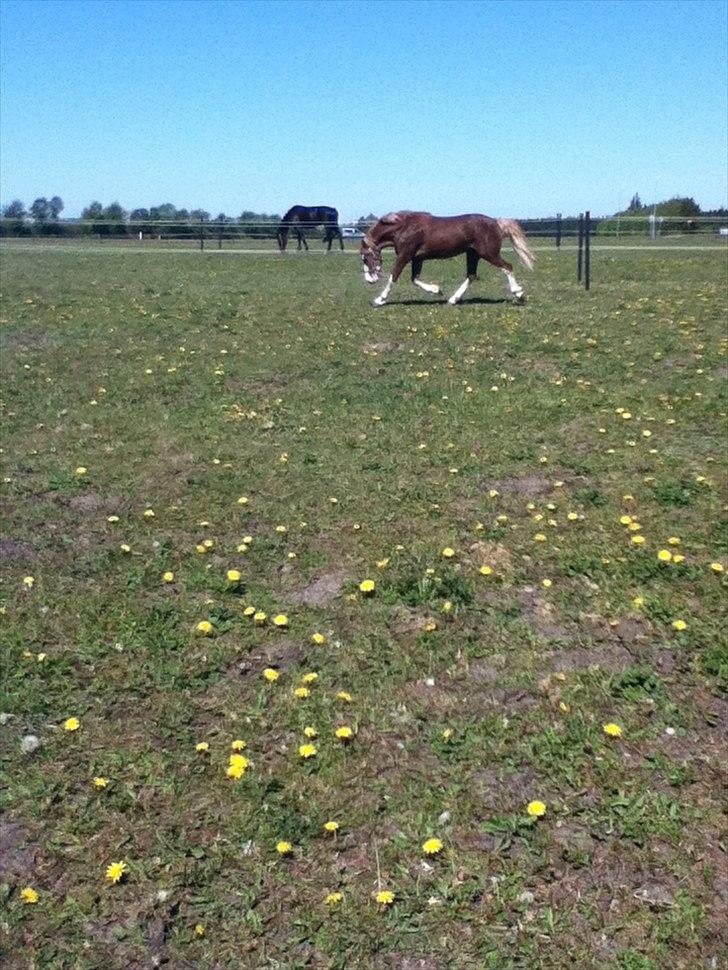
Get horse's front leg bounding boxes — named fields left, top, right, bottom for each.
left=373, top=253, right=409, bottom=307
left=411, top=256, right=441, bottom=296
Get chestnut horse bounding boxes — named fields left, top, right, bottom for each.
left=360, top=211, right=535, bottom=306
left=277, top=205, right=344, bottom=252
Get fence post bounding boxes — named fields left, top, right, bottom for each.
left=555, top=213, right=562, bottom=249
left=218, top=217, right=223, bottom=250
left=577, top=213, right=584, bottom=282
left=199, top=217, right=204, bottom=251
left=584, top=210, right=591, bottom=291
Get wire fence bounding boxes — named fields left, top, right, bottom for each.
left=1, top=214, right=727, bottom=249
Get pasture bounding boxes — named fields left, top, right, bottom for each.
left=1, top=244, right=726, bottom=969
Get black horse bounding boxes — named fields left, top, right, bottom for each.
left=277, top=205, right=344, bottom=252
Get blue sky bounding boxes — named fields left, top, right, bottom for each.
left=1, top=0, right=726, bottom=219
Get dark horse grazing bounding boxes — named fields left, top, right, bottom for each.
left=360, top=211, right=535, bottom=306
left=277, top=205, right=344, bottom=252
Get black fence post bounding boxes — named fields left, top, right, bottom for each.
left=577, top=213, right=584, bottom=282
left=199, top=217, right=204, bottom=251
left=584, top=210, right=591, bottom=291
left=555, top=212, right=562, bottom=249
left=218, top=218, right=223, bottom=250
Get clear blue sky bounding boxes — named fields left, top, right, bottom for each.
left=1, top=0, right=726, bottom=219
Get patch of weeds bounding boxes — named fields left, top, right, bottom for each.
left=574, top=486, right=607, bottom=507
left=649, top=478, right=697, bottom=507
left=701, top=641, right=728, bottom=688
left=613, top=951, right=659, bottom=970
left=609, top=666, right=666, bottom=704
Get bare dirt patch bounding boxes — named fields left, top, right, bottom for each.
left=288, top=569, right=348, bottom=607
left=0, top=820, right=37, bottom=882
left=543, top=643, right=633, bottom=674
left=518, top=586, right=570, bottom=638
left=483, top=470, right=588, bottom=498
left=0, top=538, right=37, bottom=561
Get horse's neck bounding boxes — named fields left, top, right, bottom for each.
left=370, top=224, right=396, bottom=247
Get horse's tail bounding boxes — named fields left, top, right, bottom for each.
left=497, top=218, right=535, bottom=271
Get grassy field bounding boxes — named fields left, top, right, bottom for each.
left=1, top=244, right=726, bottom=969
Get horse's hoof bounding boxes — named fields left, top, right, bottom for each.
left=514, top=294, right=526, bottom=305
left=372, top=299, right=386, bottom=307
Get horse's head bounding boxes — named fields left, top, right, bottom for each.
left=361, top=235, right=382, bottom=283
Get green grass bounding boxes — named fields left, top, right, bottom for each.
left=1, top=245, right=726, bottom=968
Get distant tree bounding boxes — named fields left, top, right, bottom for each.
left=49, top=196, right=64, bottom=220
left=82, top=201, right=105, bottom=220
left=628, top=193, right=643, bottom=211
left=357, top=213, right=377, bottom=229
left=3, top=199, right=26, bottom=220
left=654, top=196, right=701, bottom=217
left=190, top=209, right=210, bottom=222
left=130, top=208, right=150, bottom=221
left=103, top=202, right=127, bottom=222
left=149, top=203, right=179, bottom=222
left=1, top=199, right=27, bottom=236
left=30, top=197, right=51, bottom=224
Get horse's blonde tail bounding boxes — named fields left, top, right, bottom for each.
left=497, top=218, right=535, bottom=271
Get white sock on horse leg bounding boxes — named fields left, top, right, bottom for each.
left=413, top=279, right=440, bottom=294
left=448, top=277, right=470, bottom=304
left=373, top=275, right=394, bottom=306
left=503, top=269, right=524, bottom=298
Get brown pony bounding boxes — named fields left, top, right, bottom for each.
left=360, top=211, right=535, bottom=306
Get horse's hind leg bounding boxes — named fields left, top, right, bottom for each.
left=484, top=253, right=524, bottom=302
left=447, top=249, right=479, bottom=305
left=411, top=256, right=441, bottom=296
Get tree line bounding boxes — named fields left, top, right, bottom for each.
left=2, top=195, right=726, bottom=239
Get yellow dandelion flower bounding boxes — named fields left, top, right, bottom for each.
left=441, top=600, right=453, bottom=614
left=526, top=800, right=547, bottom=817
left=422, top=838, right=443, bottom=855
left=542, top=579, right=552, bottom=588
left=263, top=668, right=279, bottom=682
left=442, top=547, right=455, bottom=558
left=375, top=890, right=395, bottom=905
left=162, top=571, right=175, bottom=583
left=336, top=691, right=353, bottom=703
left=272, top=614, right=289, bottom=627
left=227, top=569, right=241, bottom=583
left=633, top=596, right=645, bottom=608
left=657, top=549, right=673, bottom=562
left=667, top=537, right=681, bottom=546
left=424, top=619, right=437, bottom=632
left=294, top=686, right=311, bottom=699
left=105, top=860, right=128, bottom=883
left=335, top=726, right=353, bottom=740
left=359, top=579, right=375, bottom=594
left=120, top=543, right=131, bottom=553
left=302, top=672, right=318, bottom=684
left=93, top=776, right=109, bottom=788
left=226, top=761, right=247, bottom=779
left=276, top=841, right=293, bottom=855
left=143, top=508, right=155, bottom=518
left=63, top=717, right=80, bottom=732
left=710, top=562, right=724, bottom=573
left=23, top=576, right=35, bottom=588
left=672, top=619, right=687, bottom=631
left=376, top=558, right=390, bottom=569
left=194, top=923, right=205, bottom=937
left=631, top=535, right=646, bottom=545
left=479, top=565, right=493, bottom=576
left=442, top=727, right=453, bottom=741
left=237, top=496, right=249, bottom=505
left=243, top=605, right=255, bottom=616
left=620, top=515, right=632, bottom=525
left=196, top=620, right=213, bottom=635
left=231, top=739, right=246, bottom=751
left=325, top=891, right=343, bottom=906
left=195, top=742, right=209, bottom=753
left=253, top=611, right=267, bottom=624
left=303, top=726, right=318, bottom=738
left=603, top=722, right=623, bottom=738
left=324, top=820, right=340, bottom=832
left=311, top=632, right=326, bottom=645
left=21, top=887, right=39, bottom=904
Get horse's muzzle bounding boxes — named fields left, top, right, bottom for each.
left=363, top=270, right=380, bottom=284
